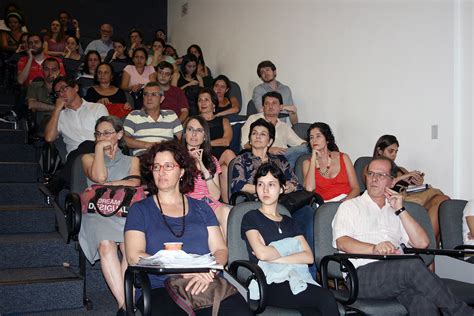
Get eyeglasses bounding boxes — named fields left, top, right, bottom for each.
left=150, top=162, right=180, bottom=172
left=143, top=92, right=163, bottom=97
left=367, top=171, right=392, bottom=179
left=94, top=130, right=116, bottom=138
left=186, top=127, right=204, bottom=134
left=54, top=85, right=69, bottom=96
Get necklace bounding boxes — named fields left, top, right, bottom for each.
left=260, top=209, right=283, bottom=234
left=316, top=152, right=331, bottom=176
left=156, top=194, right=186, bottom=238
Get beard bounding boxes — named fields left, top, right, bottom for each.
left=31, top=47, right=44, bottom=56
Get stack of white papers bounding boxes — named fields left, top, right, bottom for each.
left=137, top=250, right=223, bottom=269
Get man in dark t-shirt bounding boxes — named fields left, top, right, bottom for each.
left=156, top=61, right=189, bottom=122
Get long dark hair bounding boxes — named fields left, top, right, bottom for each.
left=373, top=135, right=399, bottom=157
left=139, top=140, right=197, bottom=194
left=187, top=44, right=206, bottom=67
left=307, top=122, right=339, bottom=152
left=183, top=116, right=217, bottom=177
left=180, top=54, right=198, bottom=78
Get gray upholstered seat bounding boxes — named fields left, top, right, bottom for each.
left=439, top=199, right=467, bottom=249
left=353, top=156, right=371, bottom=193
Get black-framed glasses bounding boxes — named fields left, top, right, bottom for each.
left=150, top=162, right=180, bottom=172
left=94, top=130, right=116, bottom=138
left=367, top=171, right=392, bottom=179
left=54, top=85, right=70, bottom=97
left=186, top=127, right=204, bottom=134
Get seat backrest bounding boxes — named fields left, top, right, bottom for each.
left=227, top=201, right=291, bottom=265
left=313, top=201, right=436, bottom=278
left=70, top=154, right=88, bottom=194
left=291, top=123, right=310, bottom=141
left=439, top=199, right=467, bottom=249
left=294, top=154, right=311, bottom=185
left=229, top=81, right=242, bottom=111
left=353, top=156, right=371, bottom=193
left=227, top=157, right=238, bottom=203
left=246, top=100, right=257, bottom=117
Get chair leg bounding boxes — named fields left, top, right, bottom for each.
left=79, top=246, right=93, bottom=310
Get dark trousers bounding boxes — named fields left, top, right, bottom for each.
left=263, top=281, right=340, bottom=316
left=357, top=259, right=473, bottom=315
left=136, top=288, right=252, bottom=316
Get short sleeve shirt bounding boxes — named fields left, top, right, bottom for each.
left=17, top=55, right=66, bottom=85
left=462, top=200, right=474, bottom=245
left=124, top=196, right=219, bottom=289
left=241, top=209, right=303, bottom=263
left=160, top=86, right=189, bottom=115
left=26, top=81, right=54, bottom=104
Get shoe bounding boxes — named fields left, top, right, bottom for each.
left=0, top=110, right=18, bottom=123
left=116, top=307, right=126, bottom=316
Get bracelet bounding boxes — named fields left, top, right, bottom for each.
left=204, top=175, right=213, bottom=181
left=395, top=206, right=406, bottom=216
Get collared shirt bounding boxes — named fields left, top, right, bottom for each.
left=231, top=151, right=301, bottom=194
left=462, top=200, right=474, bottom=245
left=160, top=86, right=189, bottom=116
left=124, top=109, right=183, bottom=156
left=252, top=80, right=294, bottom=112
left=240, top=112, right=304, bottom=149
left=85, top=39, right=113, bottom=60
left=26, top=80, right=54, bottom=105
left=332, top=191, right=410, bottom=269
left=58, top=100, right=109, bottom=155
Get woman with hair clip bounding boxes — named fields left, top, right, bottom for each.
left=84, top=63, right=132, bottom=118
left=241, top=162, right=339, bottom=316
left=124, top=140, right=252, bottom=316
left=79, top=115, right=140, bottom=315
left=302, top=122, right=359, bottom=202
left=366, top=134, right=449, bottom=243
left=183, top=116, right=231, bottom=237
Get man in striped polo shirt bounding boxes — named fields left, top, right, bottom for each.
left=124, top=82, right=183, bottom=155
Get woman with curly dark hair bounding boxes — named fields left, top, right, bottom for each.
left=124, top=140, right=251, bottom=316
left=302, top=122, right=359, bottom=202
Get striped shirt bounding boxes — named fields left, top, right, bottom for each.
left=124, top=109, right=183, bottom=155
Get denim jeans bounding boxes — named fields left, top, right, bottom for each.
left=284, top=144, right=309, bottom=170
left=292, top=205, right=316, bottom=280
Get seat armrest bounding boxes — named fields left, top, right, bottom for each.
left=64, top=193, right=82, bottom=243
left=320, top=255, right=358, bottom=305
left=229, top=191, right=256, bottom=205
left=401, top=243, right=474, bottom=258
left=229, top=260, right=268, bottom=314
left=454, top=245, right=474, bottom=251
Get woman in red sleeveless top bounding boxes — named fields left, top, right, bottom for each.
left=302, top=122, right=359, bottom=201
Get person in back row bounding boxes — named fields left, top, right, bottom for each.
left=123, top=82, right=182, bottom=156
left=241, top=91, right=307, bottom=169
left=252, top=60, right=298, bottom=125
left=151, top=61, right=189, bottom=122
left=84, top=23, right=113, bottom=60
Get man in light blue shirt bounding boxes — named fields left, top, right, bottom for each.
left=252, top=60, right=298, bottom=125
left=84, top=23, right=113, bottom=60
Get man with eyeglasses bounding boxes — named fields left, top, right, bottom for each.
left=85, top=23, right=113, bottom=60
left=123, top=82, right=182, bottom=156
left=332, top=156, right=472, bottom=315
left=44, top=76, right=108, bottom=186
left=155, top=61, right=189, bottom=122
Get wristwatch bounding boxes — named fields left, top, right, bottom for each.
left=395, top=206, right=406, bottom=216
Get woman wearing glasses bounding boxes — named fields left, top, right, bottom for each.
left=302, top=122, right=359, bottom=202
left=183, top=116, right=231, bottom=237
left=125, top=140, right=251, bottom=315
left=78, top=116, right=140, bottom=314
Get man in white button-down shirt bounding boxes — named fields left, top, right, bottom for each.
left=332, top=156, right=472, bottom=315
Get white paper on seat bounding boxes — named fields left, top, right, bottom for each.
left=137, top=250, right=223, bottom=269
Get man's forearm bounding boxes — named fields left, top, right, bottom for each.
left=336, top=236, right=375, bottom=254
left=124, top=135, right=152, bottom=149
left=28, top=100, right=55, bottom=112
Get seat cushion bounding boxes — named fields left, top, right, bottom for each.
left=348, top=298, right=407, bottom=315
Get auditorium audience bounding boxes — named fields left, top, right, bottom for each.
left=154, top=28, right=166, bottom=41
left=302, top=122, right=359, bottom=202
left=84, top=63, right=132, bottom=119
left=43, top=19, right=66, bottom=57
left=63, top=35, right=82, bottom=60
left=77, top=50, right=100, bottom=96
left=79, top=115, right=140, bottom=315
left=121, top=48, right=154, bottom=109
left=125, top=140, right=252, bottom=316
left=366, top=134, right=450, bottom=243
left=183, top=116, right=231, bottom=237
left=198, top=88, right=235, bottom=203
left=104, top=38, right=131, bottom=64
left=58, top=11, right=80, bottom=38
left=0, top=10, right=25, bottom=53
left=213, top=75, right=240, bottom=117
left=242, top=162, right=339, bottom=316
